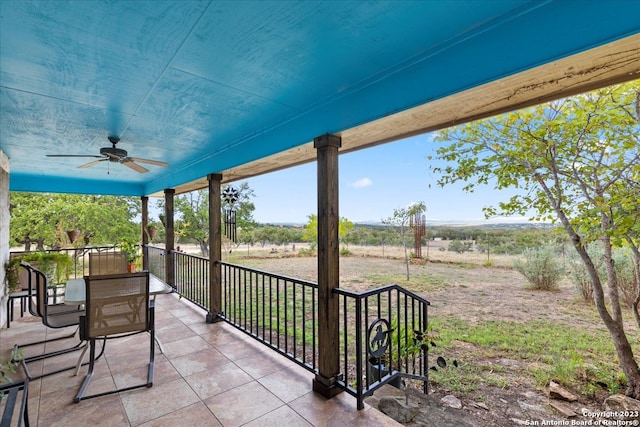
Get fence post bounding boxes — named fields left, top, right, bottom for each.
left=141, top=196, right=149, bottom=271
left=207, top=173, right=223, bottom=323
left=312, top=134, right=343, bottom=398
left=164, top=189, right=175, bottom=288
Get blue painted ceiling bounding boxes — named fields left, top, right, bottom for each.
left=1, top=1, right=639, bottom=196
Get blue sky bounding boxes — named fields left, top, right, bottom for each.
left=243, top=133, right=529, bottom=225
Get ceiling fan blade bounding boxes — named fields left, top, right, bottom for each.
left=122, top=160, right=149, bottom=173
left=77, top=158, right=107, bottom=169
left=128, top=157, right=169, bottom=167
left=47, top=154, right=104, bottom=158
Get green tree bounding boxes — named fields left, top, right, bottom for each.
left=430, top=82, right=640, bottom=398
left=302, top=215, right=353, bottom=252
left=10, top=192, right=139, bottom=250
left=173, top=182, right=255, bottom=257
left=338, top=217, right=354, bottom=249
left=302, top=214, right=318, bottom=250
left=382, top=202, right=426, bottom=280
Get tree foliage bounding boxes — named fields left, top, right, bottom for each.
left=302, top=214, right=354, bottom=252
left=172, top=182, right=256, bottom=256
left=431, top=81, right=640, bottom=397
left=10, top=192, right=139, bottom=250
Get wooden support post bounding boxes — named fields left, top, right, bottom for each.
left=141, top=196, right=149, bottom=271
left=164, top=189, right=175, bottom=288
left=207, top=173, right=223, bottom=323
left=312, top=133, right=343, bottom=398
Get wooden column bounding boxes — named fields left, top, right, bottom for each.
left=206, top=173, right=223, bottom=323
left=141, top=196, right=149, bottom=271
left=312, top=133, right=343, bottom=398
left=164, top=189, right=175, bottom=287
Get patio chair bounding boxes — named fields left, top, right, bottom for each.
left=74, top=271, right=154, bottom=402
left=0, top=378, right=29, bottom=427
left=15, top=262, right=87, bottom=380
left=6, top=266, right=30, bottom=328
left=88, top=252, right=128, bottom=276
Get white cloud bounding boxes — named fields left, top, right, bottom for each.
left=352, top=177, right=372, bottom=188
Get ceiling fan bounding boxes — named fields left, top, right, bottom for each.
left=46, top=136, right=169, bottom=173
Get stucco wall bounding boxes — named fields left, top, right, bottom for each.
left=0, top=150, right=9, bottom=327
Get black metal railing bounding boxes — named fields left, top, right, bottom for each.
left=173, top=251, right=209, bottom=310
left=12, top=244, right=430, bottom=410
left=334, top=284, right=430, bottom=410
left=218, top=261, right=318, bottom=373
left=145, top=245, right=166, bottom=282
left=10, top=245, right=125, bottom=280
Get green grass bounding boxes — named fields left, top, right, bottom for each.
left=365, top=272, right=449, bottom=292
left=428, top=315, right=630, bottom=397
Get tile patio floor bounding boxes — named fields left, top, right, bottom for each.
left=1, top=293, right=400, bottom=426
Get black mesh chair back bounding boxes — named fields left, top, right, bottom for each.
left=88, top=252, right=128, bottom=276
left=15, top=262, right=86, bottom=380
left=74, top=271, right=154, bottom=402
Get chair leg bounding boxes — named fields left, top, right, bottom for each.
left=74, top=343, right=90, bottom=376
left=74, top=332, right=154, bottom=402
left=16, top=331, right=102, bottom=381
left=6, top=298, right=11, bottom=328
left=147, top=329, right=155, bottom=387
left=74, top=339, right=97, bottom=403
left=15, top=326, right=79, bottom=350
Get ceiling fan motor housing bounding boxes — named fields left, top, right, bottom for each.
left=100, top=146, right=128, bottom=160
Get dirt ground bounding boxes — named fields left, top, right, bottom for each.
left=212, top=243, right=638, bottom=426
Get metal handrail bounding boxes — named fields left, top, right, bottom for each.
left=13, top=245, right=430, bottom=410
left=334, top=284, right=431, bottom=409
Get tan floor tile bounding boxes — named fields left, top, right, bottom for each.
left=234, top=348, right=295, bottom=379
left=289, top=391, right=402, bottom=427
left=111, top=356, right=180, bottom=390
left=199, top=323, right=249, bottom=347
left=39, top=379, right=121, bottom=426
left=185, top=320, right=218, bottom=336
left=120, top=378, right=200, bottom=425
left=37, top=384, right=126, bottom=426
left=137, top=402, right=222, bottom=427
left=288, top=391, right=362, bottom=426
left=214, top=335, right=264, bottom=361
left=169, top=347, right=229, bottom=377
left=3, top=295, right=402, bottom=427
left=154, top=323, right=197, bottom=344
left=164, top=307, right=204, bottom=325
left=244, top=405, right=313, bottom=427
left=257, top=366, right=315, bottom=403
left=161, top=335, right=211, bottom=358
left=204, top=381, right=285, bottom=427
left=183, top=360, right=253, bottom=399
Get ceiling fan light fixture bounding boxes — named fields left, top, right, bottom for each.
left=45, top=136, right=169, bottom=173
left=100, top=146, right=128, bottom=159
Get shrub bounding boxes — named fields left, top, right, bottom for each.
left=5, top=251, right=73, bottom=292
left=566, top=246, right=639, bottom=306
left=513, top=245, right=565, bottom=291
left=298, top=247, right=316, bottom=256
left=611, top=248, right=639, bottom=308
left=448, top=240, right=472, bottom=254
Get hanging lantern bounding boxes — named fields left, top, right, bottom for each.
left=222, top=186, right=239, bottom=242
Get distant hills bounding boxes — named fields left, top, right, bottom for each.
left=263, top=219, right=554, bottom=229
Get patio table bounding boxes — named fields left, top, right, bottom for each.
left=64, top=273, right=172, bottom=305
